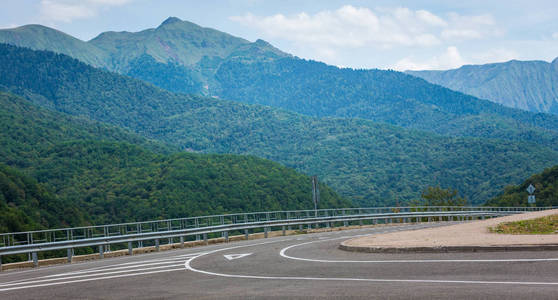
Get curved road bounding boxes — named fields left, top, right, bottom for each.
left=1, top=223, right=558, bottom=299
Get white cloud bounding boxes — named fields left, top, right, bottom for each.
left=394, top=47, right=521, bottom=71
left=40, top=0, right=133, bottom=23
left=394, top=46, right=467, bottom=71
left=231, top=5, right=498, bottom=50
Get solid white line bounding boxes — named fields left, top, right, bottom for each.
left=279, top=239, right=558, bottom=263
left=0, top=264, right=185, bottom=288
left=183, top=232, right=558, bottom=286
left=185, top=261, right=558, bottom=286
left=0, top=268, right=185, bottom=292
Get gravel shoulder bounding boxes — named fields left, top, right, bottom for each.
left=342, top=209, right=558, bottom=251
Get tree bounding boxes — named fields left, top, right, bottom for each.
left=419, top=186, right=468, bottom=206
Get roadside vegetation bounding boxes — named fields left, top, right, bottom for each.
left=490, top=214, right=558, bottom=234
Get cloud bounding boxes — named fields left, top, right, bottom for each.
left=394, top=47, right=521, bottom=71
left=231, top=5, right=498, bottom=50
left=394, top=46, right=467, bottom=71
left=40, top=0, right=133, bottom=23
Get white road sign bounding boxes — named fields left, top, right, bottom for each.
left=527, top=184, right=535, bottom=194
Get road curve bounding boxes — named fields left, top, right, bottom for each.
left=1, top=222, right=558, bottom=299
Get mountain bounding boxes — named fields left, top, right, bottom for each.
left=0, top=17, right=288, bottom=96
left=486, top=164, right=558, bottom=207
left=2, top=18, right=557, bottom=149
left=1, top=44, right=557, bottom=206
left=0, top=91, right=348, bottom=231
left=407, top=58, right=558, bottom=115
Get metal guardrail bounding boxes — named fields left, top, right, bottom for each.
left=0, top=206, right=553, bottom=268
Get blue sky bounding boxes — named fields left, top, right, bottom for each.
left=2, top=0, right=558, bottom=70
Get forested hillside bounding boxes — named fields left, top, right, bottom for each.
left=0, top=162, right=85, bottom=233
left=0, top=91, right=348, bottom=231
left=1, top=44, right=557, bottom=206
left=211, top=57, right=558, bottom=148
left=408, top=58, right=558, bottom=115
left=486, top=165, right=558, bottom=207
left=3, top=18, right=558, bottom=149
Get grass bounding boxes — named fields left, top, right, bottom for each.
left=490, top=214, right=558, bottom=234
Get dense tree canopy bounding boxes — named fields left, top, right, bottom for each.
left=486, top=165, right=558, bottom=207
left=1, top=44, right=557, bottom=206
left=0, top=92, right=349, bottom=231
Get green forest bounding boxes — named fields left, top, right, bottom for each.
left=486, top=165, right=558, bottom=207
left=0, top=91, right=348, bottom=232
left=1, top=44, right=557, bottom=206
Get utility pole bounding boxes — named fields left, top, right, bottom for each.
left=312, top=176, right=319, bottom=217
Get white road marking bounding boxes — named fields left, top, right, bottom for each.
left=0, top=268, right=185, bottom=292
left=279, top=237, right=558, bottom=263
left=44, top=260, right=188, bottom=277
left=184, top=233, right=558, bottom=286
left=223, top=253, right=252, bottom=260
left=0, top=264, right=184, bottom=288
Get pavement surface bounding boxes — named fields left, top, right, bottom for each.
left=344, top=209, right=558, bottom=250
left=1, top=221, right=558, bottom=299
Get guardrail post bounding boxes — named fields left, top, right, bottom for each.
left=359, top=219, right=363, bottom=226
left=155, top=239, right=160, bottom=251
left=264, top=227, right=269, bottom=238
left=99, top=245, right=104, bottom=259
left=180, top=236, right=185, bottom=248
left=128, top=242, right=133, bottom=255
left=32, top=252, right=38, bottom=267
left=67, top=248, right=73, bottom=262
left=343, top=221, right=348, bottom=227
left=203, top=233, right=208, bottom=245
left=282, top=226, right=286, bottom=236
left=224, top=231, right=229, bottom=242
left=0, top=256, right=2, bottom=272
left=299, top=224, right=303, bottom=231
left=245, top=229, right=249, bottom=240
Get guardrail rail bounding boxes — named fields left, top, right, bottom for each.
left=0, top=206, right=553, bottom=270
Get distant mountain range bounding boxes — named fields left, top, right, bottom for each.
left=408, top=58, right=558, bottom=115
left=2, top=17, right=558, bottom=149
left=1, top=43, right=557, bottom=208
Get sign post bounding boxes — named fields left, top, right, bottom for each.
left=312, top=176, right=319, bottom=217
left=527, top=184, right=536, bottom=206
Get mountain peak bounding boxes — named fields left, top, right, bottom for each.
left=552, top=57, right=558, bottom=65
left=161, top=17, right=182, bottom=26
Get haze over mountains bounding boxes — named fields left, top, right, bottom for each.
left=1, top=16, right=558, bottom=228
left=408, top=58, right=558, bottom=115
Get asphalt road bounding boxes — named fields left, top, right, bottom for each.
left=1, top=222, right=558, bottom=299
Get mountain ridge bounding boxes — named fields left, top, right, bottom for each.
left=1, top=43, right=557, bottom=206
left=407, top=58, right=558, bottom=115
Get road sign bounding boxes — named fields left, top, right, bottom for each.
left=527, top=184, right=535, bottom=194
left=224, top=253, right=252, bottom=260
left=528, top=195, right=536, bottom=204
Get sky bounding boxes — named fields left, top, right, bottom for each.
left=1, top=0, right=558, bottom=70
